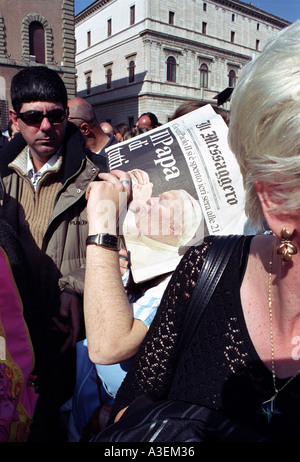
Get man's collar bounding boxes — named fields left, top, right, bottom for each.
left=27, top=146, right=62, bottom=175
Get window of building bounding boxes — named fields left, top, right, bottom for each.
left=107, top=18, right=112, bottom=37
left=200, top=63, right=208, bottom=88
left=232, top=13, right=235, bottom=22
left=106, top=68, right=112, bottom=89
left=169, top=11, right=175, bottom=24
left=29, top=21, right=45, bottom=63
left=229, top=70, right=236, bottom=87
left=231, top=31, right=235, bottom=43
left=202, top=22, right=207, bottom=34
left=167, top=56, right=176, bottom=82
left=86, top=73, right=92, bottom=95
left=87, top=30, right=91, bottom=47
left=256, top=39, right=260, bottom=51
left=257, top=23, right=260, bottom=31
left=203, top=2, right=207, bottom=12
left=128, top=60, right=135, bottom=83
left=22, top=13, right=53, bottom=66
left=130, top=5, right=135, bottom=25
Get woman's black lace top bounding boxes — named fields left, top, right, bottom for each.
left=111, top=235, right=300, bottom=441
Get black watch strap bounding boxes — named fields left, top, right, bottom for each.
left=86, top=233, right=121, bottom=251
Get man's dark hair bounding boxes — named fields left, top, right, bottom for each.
left=139, top=112, right=159, bottom=128
left=11, top=66, right=68, bottom=114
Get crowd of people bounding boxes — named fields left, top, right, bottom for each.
left=1, top=19, right=300, bottom=443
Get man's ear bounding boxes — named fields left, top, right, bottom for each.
left=79, top=122, right=90, bottom=135
left=9, top=109, right=20, bottom=131
left=255, top=181, right=294, bottom=236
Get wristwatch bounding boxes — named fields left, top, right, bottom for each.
left=86, top=233, right=121, bottom=251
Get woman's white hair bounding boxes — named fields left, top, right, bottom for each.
left=228, top=20, right=300, bottom=228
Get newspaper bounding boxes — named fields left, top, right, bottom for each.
left=105, top=104, right=249, bottom=283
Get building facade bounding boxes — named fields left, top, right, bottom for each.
left=75, top=0, right=290, bottom=127
left=0, top=0, right=76, bottom=130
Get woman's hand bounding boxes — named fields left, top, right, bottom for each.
left=86, top=169, right=132, bottom=235
left=127, top=169, right=153, bottom=209
left=128, top=169, right=150, bottom=185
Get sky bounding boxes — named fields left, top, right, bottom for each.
left=75, top=0, right=300, bottom=23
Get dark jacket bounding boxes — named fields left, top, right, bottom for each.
left=0, top=123, right=107, bottom=297
left=0, top=132, right=8, bottom=149
left=0, top=121, right=109, bottom=377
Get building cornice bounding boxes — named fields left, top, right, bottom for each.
left=212, top=0, right=290, bottom=27
left=75, top=0, right=291, bottom=28
left=75, top=0, right=112, bottom=24
left=140, top=29, right=253, bottom=63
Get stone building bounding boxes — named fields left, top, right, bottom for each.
left=0, top=0, right=76, bottom=130
left=75, top=0, right=290, bottom=127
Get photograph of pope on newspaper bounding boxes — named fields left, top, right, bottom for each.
left=105, top=104, right=253, bottom=283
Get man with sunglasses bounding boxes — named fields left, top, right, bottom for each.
left=0, top=66, right=107, bottom=441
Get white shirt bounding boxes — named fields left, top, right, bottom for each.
left=26, top=148, right=61, bottom=190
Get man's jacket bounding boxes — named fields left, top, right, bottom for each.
left=0, top=123, right=107, bottom=306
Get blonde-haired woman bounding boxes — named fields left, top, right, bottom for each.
left=96, top=20, right=300, bottom=442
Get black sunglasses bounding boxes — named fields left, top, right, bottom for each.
left=18, top=108, right=66, bottom=125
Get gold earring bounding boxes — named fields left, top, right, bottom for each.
left=276, top=227, right=298, bottom=262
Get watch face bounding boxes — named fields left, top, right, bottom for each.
left=102, top=234, right=118, bottom=247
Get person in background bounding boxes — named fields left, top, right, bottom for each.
left=7, top=119, right=18, bottom=140
left=113, top=123, right=130, bottom=142
left=135, top=112, right=159, bottom=130
left=68, top=97, right=116, bottom=156
left=0, top=215, right=39, bottom=442
left=100, top=121, right=114, bottom=135
left=1, top=66, right=107, bottom=441
left=123, top=126, right=149, bottom=141
left=171, top=100, right=230, bottom=125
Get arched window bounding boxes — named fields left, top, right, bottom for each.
left=128, top=60, right=135, bottom=83
left=167, top=56, right=176, bottom=82
left=106, top=68, right=112, bottom=89
left=22, top=14, right=54, bottom=65
left=229, top=70, right=236, bottom=87
left=29, top=21, right=45, bottom=63
left=200, top=63, right=208, bottom=88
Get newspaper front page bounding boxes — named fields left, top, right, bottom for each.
left=105, top=104, right=249, bottom=282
